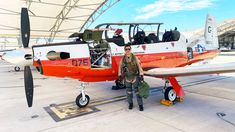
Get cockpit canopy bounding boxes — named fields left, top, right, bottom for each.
left=70, top=22, right=181, bottom=45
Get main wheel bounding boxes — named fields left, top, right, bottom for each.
left=164, top=87, right=177, bottom=102
left=14, top=66, right=20, bottom=72
left=115, top=79, right=125, bottom=89
left=75, top=94, right=90, bottom=108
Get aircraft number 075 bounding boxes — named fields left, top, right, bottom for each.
left=72, top=59, right=88, bottom=66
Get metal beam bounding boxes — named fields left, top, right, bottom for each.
left=24, top=0, right=34, bottom=9
left=0, top=10, right=86, bottom=22
left=48, top=0, right=81, bottom=42
left=22, top=0, right=104, bottom=8
left=79, top=0, right=120, bottom=32
left=57, top=27, right=82, bottom=32
left=9, top=0, right=120, bottom=41
left=0, top=24, right=19, bottom=30
left=0, top=8, right=19, bottom=14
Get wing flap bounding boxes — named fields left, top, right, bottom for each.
left=144, top=62, right=235, bottom=78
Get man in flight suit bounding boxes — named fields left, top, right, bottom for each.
left=118, top=44, right=144, bottom=111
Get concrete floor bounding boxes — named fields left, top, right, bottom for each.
left=0, top=54, right=235, bottom=132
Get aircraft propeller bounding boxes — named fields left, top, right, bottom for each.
left=24, top=65, right=34, bottom=107
left=21, top=7, right=34, bottom=107
left=21, top=8, right=30, bottom=48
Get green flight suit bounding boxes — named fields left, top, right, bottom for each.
left=119, top=53, right=144, bottom=105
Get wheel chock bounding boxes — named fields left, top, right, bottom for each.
left=176, top=97, right=184, bottom=102
left=160, top=99, right=173, bottom=106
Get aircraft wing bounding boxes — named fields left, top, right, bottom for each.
left=144, top=62, right=235, bottom=78
left=0, top=49, right=16, bottom=52
left=0, top=49, right=16, bottom=57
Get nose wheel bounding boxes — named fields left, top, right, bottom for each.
left=76, top=94, right=90, bottom=108
left=75, top=82, right=90, bottom=108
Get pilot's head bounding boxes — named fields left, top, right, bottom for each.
left=124, top=44, right=131, bottom=56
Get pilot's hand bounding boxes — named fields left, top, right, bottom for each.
left=139, top=75, right=144, bottom=82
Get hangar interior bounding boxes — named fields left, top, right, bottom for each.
left=0, top=0, right=234, bottom=51
left=217, top=19, right=235, bottom=50
left=0, top=0, right=120, bottom=49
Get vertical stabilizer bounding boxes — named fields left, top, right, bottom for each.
left=204, top=14, right=219, bottom=49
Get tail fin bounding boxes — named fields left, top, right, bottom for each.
left=204, top=14, right=219, bottom=49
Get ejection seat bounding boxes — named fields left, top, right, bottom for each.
left=162, top=28, right=180, bottom=42
left=146, top=33, right=159, bottom=43
left=106, top=36, right=125, bottom=46
left=133, top=31, right=146, bottom=45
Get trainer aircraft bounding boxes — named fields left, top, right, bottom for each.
left=3, top=8, right=235, bottom=108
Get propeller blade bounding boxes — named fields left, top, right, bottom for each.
left=21, top=8, right=30, bottom=48
left=24, top=66, right=34, bottom=107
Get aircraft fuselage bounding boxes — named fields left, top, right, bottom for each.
left=32, top=40, right=219, bottom=82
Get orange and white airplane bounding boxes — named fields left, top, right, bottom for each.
left=5, top=8, right=235, bottom=108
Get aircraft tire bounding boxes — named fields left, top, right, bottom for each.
left=164, top=87, right=176, bottom=102
left=115, top=79, right=125, bottom=89
left=14, top=66, right=20, bottom=72
left=76, top=94, right=90, bottom=108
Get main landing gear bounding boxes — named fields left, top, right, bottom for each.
left=163, top=80, right=177, bottom=102
left=112, top=79, right=125, bottom=90
left=161, top=77, right=185, bottom=106
left=75, top=82, right=90, bottom=108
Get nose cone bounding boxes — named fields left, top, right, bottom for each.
left=2, top=50, right=33, bottom=66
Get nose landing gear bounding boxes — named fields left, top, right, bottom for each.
left=75, top=82, right=90, bottom=108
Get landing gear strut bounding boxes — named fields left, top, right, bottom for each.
left=75, top=82, right=90, bottom=108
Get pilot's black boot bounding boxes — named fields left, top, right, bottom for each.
left=139, top=105, right=144, bottom=111
left=128, top=103, right=133, bottom=110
